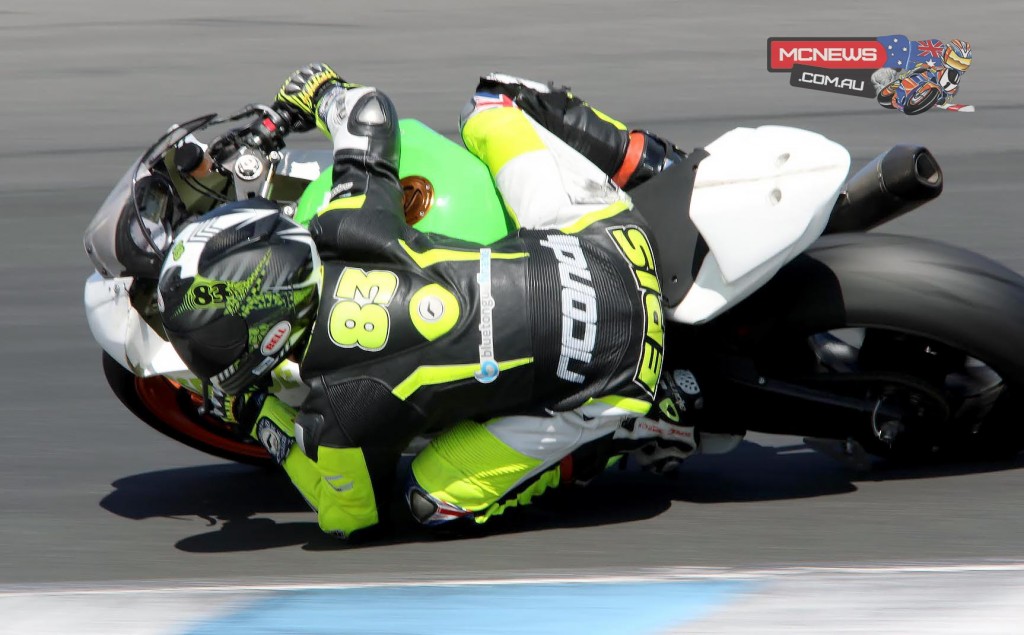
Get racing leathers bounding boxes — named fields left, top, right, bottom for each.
left=249, top=67, right=694, bottom=538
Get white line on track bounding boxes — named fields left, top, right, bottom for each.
left=5, top=561, right=1024, bottom=597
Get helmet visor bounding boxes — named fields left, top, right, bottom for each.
left=945, top=51, right=971, bottom=71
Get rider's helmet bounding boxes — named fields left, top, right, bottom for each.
left=157, top=201, right=320, bottom=395
left=943, top=39, right=972, bottom=72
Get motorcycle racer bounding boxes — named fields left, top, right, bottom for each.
left=872, top=39, right=972, bottom=113
left=936, top=39, right=972, bottom=105
left=157, top=64, right=704, bottom=539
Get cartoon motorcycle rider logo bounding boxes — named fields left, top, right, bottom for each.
left=767, top=36, right=975, bottom=114
left=872, top=39, right=973, bottom=115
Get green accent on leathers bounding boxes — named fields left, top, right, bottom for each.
left=586, top=394, right=653, bottom=416
left=252, top=396, right=379, bottom=536
left=410, top=420, right=563, bottom=523
left=408, top=283, right=460, bottom=342
left=392, top=358, right=533, bottom=401
left=398, top=240, right=527, bottom=269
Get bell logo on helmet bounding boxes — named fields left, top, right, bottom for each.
left=261, top=321, right=293, bottom=356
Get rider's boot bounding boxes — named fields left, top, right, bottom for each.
left=660, top=368, right=745, bottom=457
left=464, top=73, right=685, bottom=191
left=614, top=369, right=743, bottom=474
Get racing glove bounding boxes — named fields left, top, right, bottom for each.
left=273, top=62, right=345, bottom=133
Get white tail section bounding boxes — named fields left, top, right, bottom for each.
left=668, top=126, right=851, bottom=324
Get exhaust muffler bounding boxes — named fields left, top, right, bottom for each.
left=824, top=144, right=943, bottom=234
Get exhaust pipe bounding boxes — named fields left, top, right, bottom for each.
left=824, top=144, right=943, bottom=234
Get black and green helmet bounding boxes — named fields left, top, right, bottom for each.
left=157, top=200, right=320, bottom=395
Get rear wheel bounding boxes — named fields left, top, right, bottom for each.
left=767, top=327, right=1021, bottom=460
left=704, top=233, right=1024, bottom=462
left=102, top=352, right=273, bottom=467
left=876, top=86, right=898, bottom=109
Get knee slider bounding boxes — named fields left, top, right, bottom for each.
left=404, top=476, right=475, bottom=527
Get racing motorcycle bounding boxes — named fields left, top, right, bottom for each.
left=877, top=67, right=945, bottom=115
left=83, top=104, right=1024, bottom=468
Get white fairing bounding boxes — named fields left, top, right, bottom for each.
left=667, top=125, right=851, bottom=324
left=85, top=272, right=188, bottom=377
left=85, top=272, right=310, bottom=405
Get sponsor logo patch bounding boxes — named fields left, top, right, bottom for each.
left=417, top=295, right=444, bottom=322
left=260, top=321, right=292, bottom=356
left=474, top=249, right=499, bottom=383
left=607, top=225, right=664, bottom=399
left=538, top=234, right=597, bottom=384
left=767, top=36, right=975, bottom=114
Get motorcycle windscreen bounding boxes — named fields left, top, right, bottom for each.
left=83, top=162, right=142, bottom=278
left=83, top=114, right=217, bottom=279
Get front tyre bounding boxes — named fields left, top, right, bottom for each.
left=903, top=85, right=941, bottom=115
left=102, top=352, right=274, bottom=467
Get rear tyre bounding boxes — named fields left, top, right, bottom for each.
left=876, top=87, right=898, bottom=109
left=713, top=233, right=1024, bottom=462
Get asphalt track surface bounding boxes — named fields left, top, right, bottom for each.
left=2, top=0, right=1023, bottom=591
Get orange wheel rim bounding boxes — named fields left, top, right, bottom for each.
left=134, top=376, right=270, bottom=459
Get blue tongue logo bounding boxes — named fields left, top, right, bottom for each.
left=474, top=248, right=498, bottom=384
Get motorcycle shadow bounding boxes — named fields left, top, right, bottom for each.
left=664, top=438, right=1024, bottom=501
left=99, top=462, right=324, bottom=551
left=98, top=439, right=1024, bottom=553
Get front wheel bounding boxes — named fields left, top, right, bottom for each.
left=102, top=352, right=274, bottom=467
left=902, top=85, right=941, bottom=115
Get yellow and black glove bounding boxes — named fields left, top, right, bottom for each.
left=273, top=62, right=343, bottom=133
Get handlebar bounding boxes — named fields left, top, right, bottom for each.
left=85, top=104, right=305, bottom=281
left=200, top=103, right=299, bottom=200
